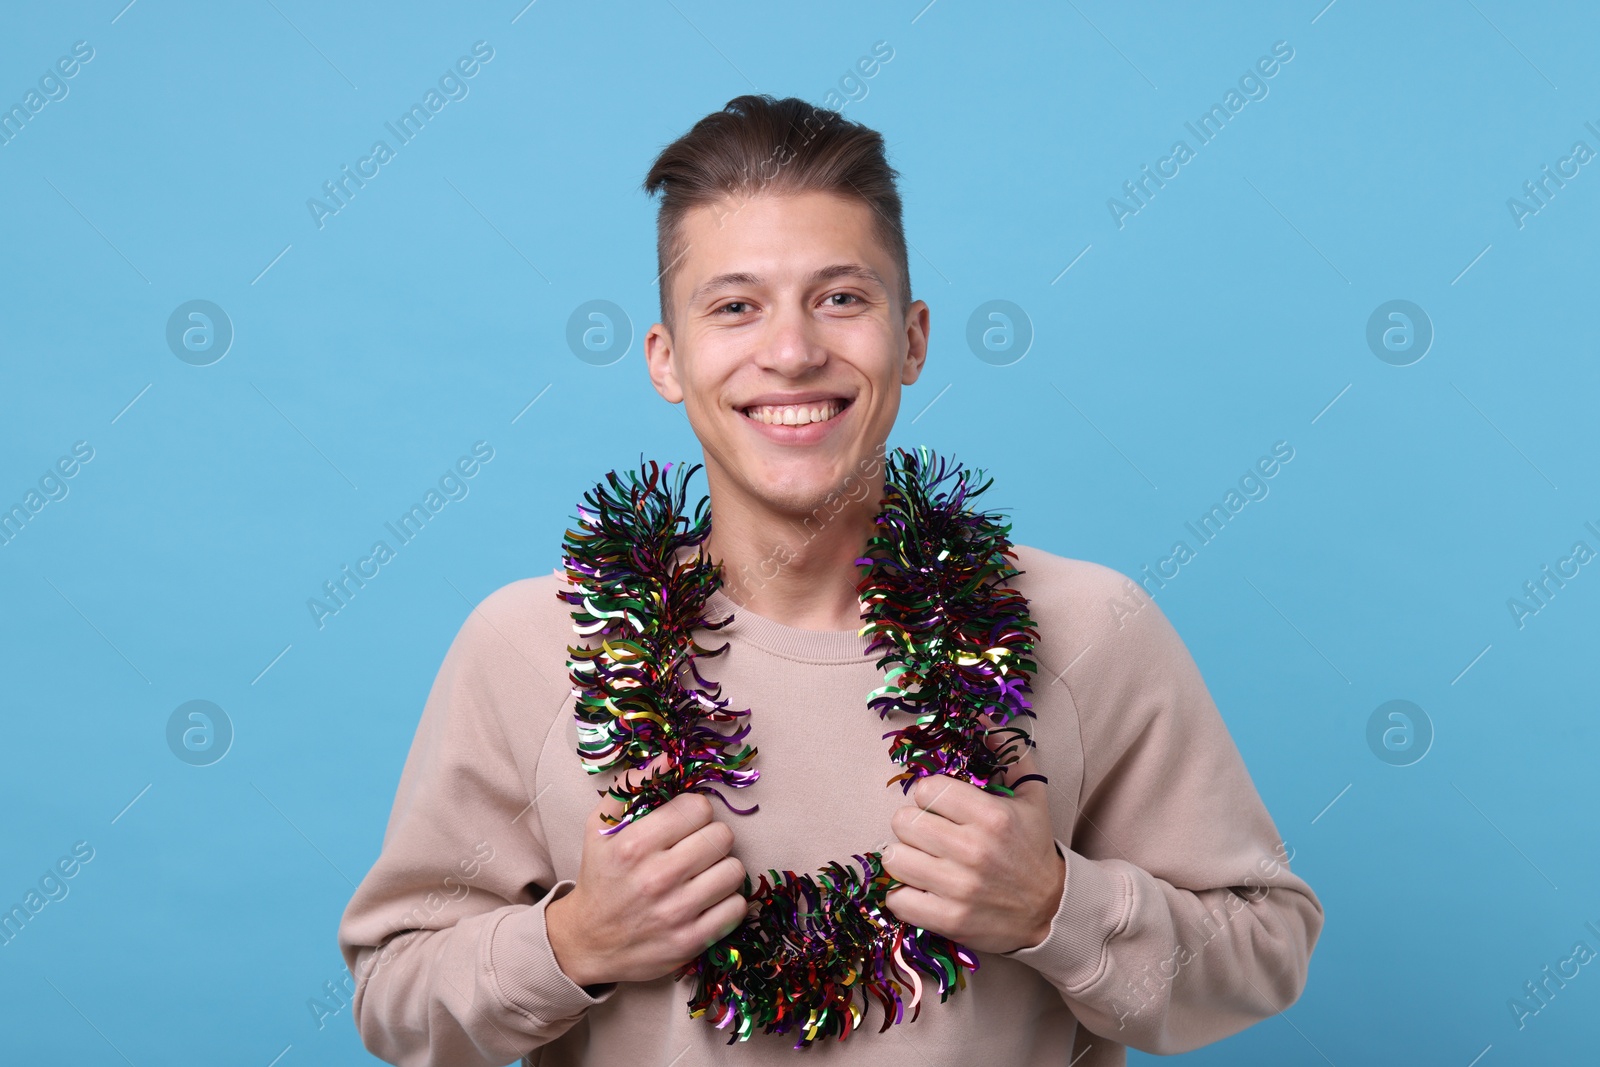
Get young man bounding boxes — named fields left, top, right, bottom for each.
left=338, top=95, right=1323, bottom=1066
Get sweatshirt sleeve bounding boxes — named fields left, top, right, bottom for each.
left=337, top=580, right=617, bottom=1067
left=1001, top=564, right=1325, bottom=1055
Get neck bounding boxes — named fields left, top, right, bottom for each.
left=701, top=467, right=884, bottom=633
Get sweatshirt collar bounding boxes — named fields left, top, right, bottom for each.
left=700, top=585, right=876, bottom=665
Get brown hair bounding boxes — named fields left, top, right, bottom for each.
left=641, top=94, right=911, bottom=334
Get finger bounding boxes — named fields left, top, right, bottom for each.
left=908, top=773, right=989, bottom=827
left=591, top=752, right=674, bottom=828
left=628, top=790, right=716, bottom=852
left=998, top=739, right=1044, bottom=792
left=688, top=883, right=751, bottom=953
left=880, top=839, right=941, bottom=891
left=883, top=882, right=942, bottom=931
left=681, top=853, right=747, bottom=915
left=663, top=812, right=737, bottom=879
left=976, top=710, right=1027, bottom=763
left=595, top=755, right=715, bottom=849
left=891, top=797, right=963, bottom=857
left=979, top=711, right=1046, bottom=796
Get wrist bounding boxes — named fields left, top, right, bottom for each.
left=545, top=892, right=605, bottom=989
left=1030, top=847, right=1067, bottom=947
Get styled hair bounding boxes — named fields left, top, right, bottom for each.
left=641, top=94, right=911, bottom=334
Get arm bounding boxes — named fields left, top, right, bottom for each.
left=1002, top=566, right=1325, bottom=1054
left=337, top=582, right=616, bottom=1067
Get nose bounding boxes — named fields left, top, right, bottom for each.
left=755, top=297, right=826, bottom=376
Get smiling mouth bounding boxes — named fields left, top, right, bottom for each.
left=739, top=398, right=853, bottom=426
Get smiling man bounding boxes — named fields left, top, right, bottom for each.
left=338, top=94, right=1323, bottom=1067
left=641, top=165, right=926, bottom=634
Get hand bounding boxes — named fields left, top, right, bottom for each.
left=545, top=757, right=749, bottom=988
left=881, top=718, right=1065, bottom=954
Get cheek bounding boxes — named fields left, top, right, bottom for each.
left=674, top=392, right=722, bottom=446
left=861, top=327, right=907, bottom=397
left=680, top=341, right=742, bottom=413
left=671, top=367, right=719, bottom=419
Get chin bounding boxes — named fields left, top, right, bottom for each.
left=752, top=456, right=865, bottom=510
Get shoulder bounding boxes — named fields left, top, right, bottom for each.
left=463, top=566, right=572, bottom=638
left=437, top=567, right=578, bottom=704
left=1007, top=542, right=1135, bottom=602
left=1008, top=542, right=1223, bottom=772
left=1007, top=542, right=1156, bottom=647
left=1006, top=542, right=1198, bottom=704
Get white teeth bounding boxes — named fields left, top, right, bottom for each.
left=743, top=401, right=846, bottom=425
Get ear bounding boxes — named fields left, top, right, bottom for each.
left=901, top=298, right=929, bottom=386
left=644, top=322, right=684, bottom=404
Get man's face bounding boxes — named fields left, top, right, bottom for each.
left=644, top=189, right=928, bottom=517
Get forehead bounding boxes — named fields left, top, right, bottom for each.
left=672, top=190, right=890, bottom=297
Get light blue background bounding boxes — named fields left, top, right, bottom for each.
left=2, top=1, right=1596, bottom=1063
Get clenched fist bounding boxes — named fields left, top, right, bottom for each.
left=545, top=758, right=750, bottom=988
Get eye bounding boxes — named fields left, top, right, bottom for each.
left=714, top=300, right=752, bottom=315
left=824, top=292, right=861, bottom=307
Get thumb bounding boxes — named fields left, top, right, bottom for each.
left=592, top=751, right=674, bottom=829
left=978, top=712, right=1047, bottom=798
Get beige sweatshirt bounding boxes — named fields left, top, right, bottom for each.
left=337, top=543, right=1324, bottom=1066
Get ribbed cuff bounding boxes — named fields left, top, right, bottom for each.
left=1002, top=840, right=1130, bottom=992
left=487, top=879, right=617, bottom=1019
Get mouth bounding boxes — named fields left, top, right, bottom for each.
left=738, top=397, right=854, bottom=427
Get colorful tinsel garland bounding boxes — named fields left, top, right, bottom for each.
left=556, top=445, right=1043, bottom=1048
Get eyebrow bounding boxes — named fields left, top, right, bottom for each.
left=685, top=263, right=887, bottom=309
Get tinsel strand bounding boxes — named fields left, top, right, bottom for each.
left=557, top=446, right=1042, bottom=1048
